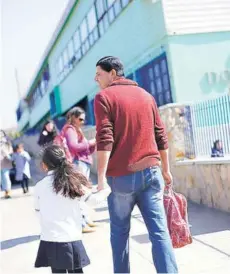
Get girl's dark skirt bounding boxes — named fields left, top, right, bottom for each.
left=35, top=240, right=90, bottom=270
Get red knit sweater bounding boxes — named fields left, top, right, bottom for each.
left=94, top=78, right=168, bottom=177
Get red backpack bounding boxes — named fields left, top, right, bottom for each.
left=164, top=185, right=193, bottom=248
left=53, top=125, right=74, bottom=163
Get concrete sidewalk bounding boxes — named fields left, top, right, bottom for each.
left=1, top=186, right=230, bottom=274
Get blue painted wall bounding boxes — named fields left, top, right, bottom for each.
left=168, top=31, right=230, bottom=103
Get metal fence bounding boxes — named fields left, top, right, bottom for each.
left=187, top=94, right=230, bottom=158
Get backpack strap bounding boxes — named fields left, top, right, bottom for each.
left=61, top=124, right=75, bottom=136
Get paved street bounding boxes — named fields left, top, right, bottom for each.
left=1, top=176, right=230, bottom=274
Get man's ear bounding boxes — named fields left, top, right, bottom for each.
left=111, top=69, right=117, bottom=78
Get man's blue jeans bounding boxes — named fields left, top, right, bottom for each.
left=107, top=166, right=178, bottom=273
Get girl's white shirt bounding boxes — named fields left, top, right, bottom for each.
left=34, top=171, right=110, bottom=242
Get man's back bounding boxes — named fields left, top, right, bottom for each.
left=94, top=78, right=168, bottom=176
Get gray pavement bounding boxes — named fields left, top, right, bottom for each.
left=1, top=180, right=230, bottom=274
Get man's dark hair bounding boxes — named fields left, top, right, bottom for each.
left=96, top=56, right=124, bottom=77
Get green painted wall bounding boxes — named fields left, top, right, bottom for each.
left=48, top=0, right=167, bottom=113
left=168, top=31, right=230, bottom=103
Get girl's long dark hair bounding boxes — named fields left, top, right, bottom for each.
left=42, top=120, right=57, bottom=135
left=42, top=145, right=91, bottom=199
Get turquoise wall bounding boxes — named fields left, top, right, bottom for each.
left=18, top=108, right=30, bottom=131
left=48, top=0, right=167, bottom=113
left=29, top=93, right=50, bottom=127
left=168, top=31, right=230, bottom=103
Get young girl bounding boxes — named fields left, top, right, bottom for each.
left=34, top=145, right=109, bottom=273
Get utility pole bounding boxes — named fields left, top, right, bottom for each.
left=14, top=68, right=21, bottom=101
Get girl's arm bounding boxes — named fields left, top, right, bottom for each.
left=80, top=187, right=111, bottom=207
left=34, top=185, right=40, bottom=212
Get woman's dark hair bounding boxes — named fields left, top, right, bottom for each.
left=66, top=107, right=85, bottom=123
left=42, top=145, right=90, bottom=199
left=96, top=56, right=124, bottom=77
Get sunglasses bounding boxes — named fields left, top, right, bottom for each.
left=78, top=118, right=85, bottom=122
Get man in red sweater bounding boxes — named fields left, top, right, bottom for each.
left=94, top=56, right=178, bottom=273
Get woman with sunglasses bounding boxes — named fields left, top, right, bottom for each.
left=64, top=107, right=97, bottom=233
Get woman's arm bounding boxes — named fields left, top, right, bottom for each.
left=65, top=127, right=90, bottom=154
left=88, top=138, right=96, bottom=154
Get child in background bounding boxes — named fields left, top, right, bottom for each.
left=211, top=140, right=224, bottom=157
left=34, top=145, right=110, bottom=273
left=12, top=144, right=31, bottom=194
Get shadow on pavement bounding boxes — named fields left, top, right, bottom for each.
left=132, top=202, right=230, bottom=236
left=188, top=202, right=230, bottom=236
left=1, top=235, right=40, bottom=250
left=94, top=217, right=110, bottom=223
left=95, top=206, right=108, bottom=212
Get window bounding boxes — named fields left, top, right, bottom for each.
left=67, top=39, right=75, bottom=68
left=150, top=81, right=156, bottom=95
left=50, top=91, right=57, bottom=115
left=107, top=0, right=122, bottom=22
left=108, top=6, right=115, bottom=23
left=80, top=19, right=88, bottom=42
left=107, top=0, right=116, bottom=7
left=87, top=6, right=99, bottom=47
left=87, top=6, right=97, bottom=32
left=40, top=81, right=46, bottom=96
left=95, top=0, right=106, bottom=19
left=73, top=29, right=81, bottom=51
left=115, top=1, right=122, bottom=15
left=73, top=29, right=82, bottom=62
left=68, top=39, right=74, bottom=60
left=135, top=54, right=172, bottom=107
left=80, top=19, right=89, bottom=54
left=121, top=0, right=130, bottom=8
left=43, top=65, right=50, bottom=81
left=58, top=56, right=64, bottom=75
left=63, top=49, right=69, bottom=75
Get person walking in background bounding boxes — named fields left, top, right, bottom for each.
left=38, top=120, right=57, bottom=147
left=63, top=107, right=97, bottom=233
left=211, top=140, right=224, bottom=157
left=12, top=143, right=31, bottom=194
left=94, top=56, right=178, bottom=273
left=34, top=145, right=110, bottom=273
left=0, top=130, right=13, bottom=198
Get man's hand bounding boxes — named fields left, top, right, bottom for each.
left=162, top=170, right=173, bottom=185
left=97, top=176, right=109, bottom=191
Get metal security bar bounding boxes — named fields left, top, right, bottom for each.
left=189, top=94, right=230, bottom=157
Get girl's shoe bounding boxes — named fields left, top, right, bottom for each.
left=87, top=222, right=98, bottom=228
left=4, top=191, right=11, bottom=199
left=82, top=226, right=95, bottom=233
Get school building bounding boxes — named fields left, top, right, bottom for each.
left=16, top=0, right=230, bottom=132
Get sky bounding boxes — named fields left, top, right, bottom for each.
left=1, top=0, right=69, bottom=129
